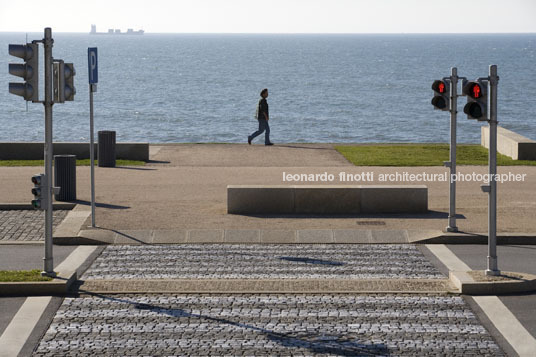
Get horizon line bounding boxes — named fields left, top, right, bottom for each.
left=1, top=31, right=536, bottom=35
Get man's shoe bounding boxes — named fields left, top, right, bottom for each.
left=248, top=136, right=252, bottom=145
left=265, top=142, right=274, bottom=146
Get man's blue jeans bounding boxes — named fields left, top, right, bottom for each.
left=249, top=119, right=270, bottom=144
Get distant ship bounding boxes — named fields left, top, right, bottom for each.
left=90, top=25, right=144, bottom=35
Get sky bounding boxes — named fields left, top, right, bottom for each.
left=0, top=0, right=535, bottom=34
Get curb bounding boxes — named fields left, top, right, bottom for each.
left=0, top=203, right=76, bottom=211
left=449, top=270, right=536, bottom=295
left=0, top=270, right=76, bottom=296
left=413, top=232, right=536, bottom=245
left=54, top=228, right=536, bottom=245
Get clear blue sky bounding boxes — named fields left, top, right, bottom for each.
left=1, top=0, right=535, bottom=33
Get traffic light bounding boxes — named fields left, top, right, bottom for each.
left=54, top=61, right=76, bottom=102
left=31, top=174, right=46, bottom=210
left=8, top=43, right=39, bottom=101
left=463, top=80, right=488, bottom=120
left=431, top=79, right=450, bottom=111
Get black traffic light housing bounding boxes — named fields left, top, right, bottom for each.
left=431, top=79, right=450, bottom=111
left=8, top=43, right=39, bottom=102
left=54, top=61, right=76, bottom=103
left=31, top=174, right=46, bottom=210
left=463, top=80, right=488, bottom=121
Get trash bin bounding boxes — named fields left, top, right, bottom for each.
left=98, top=130, right=116, bottom=167
left=54, top=155, right=76, bottom=201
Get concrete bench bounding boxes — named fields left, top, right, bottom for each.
left=481, top=126, right=536, bottom=160
left=0, top=142, right=149, bottom=161
left=227, top=185, right=428, bottom=214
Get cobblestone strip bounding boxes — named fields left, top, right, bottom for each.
left=0, top=210, right=69, bottom=241
left=82, top=244, right=444, bottom=280
left=33, top=294, right=503, bottom=356
left=76, top=278, right=455, bottom=294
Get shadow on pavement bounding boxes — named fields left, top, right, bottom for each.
left=238, top=210, right=466, bottom=220
left=74, top=200, right=130, bottom=210
left=113, top=166, right=158, bottom=171
left=278, top=256, right=346, bottom=266
left=66, top=292, right=390, bottom=356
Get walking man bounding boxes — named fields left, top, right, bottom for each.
left=248, top=88, right=274, bottom=146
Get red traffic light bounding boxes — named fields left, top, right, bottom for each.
left=432, top=80, right=448, bottom=94
left=463, top=81, right=486, bottom=99
left=470, top=83, right=482, bottom=98
left=431, top=80, right=450, bottom=111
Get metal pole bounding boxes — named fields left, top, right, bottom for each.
left=42, top=27, right=55, bottom=277
left=486, top=64, right=500, bottom=276
left=447, top=67, right=458, bottom=232
left=90, top=84, right=96, bottom=227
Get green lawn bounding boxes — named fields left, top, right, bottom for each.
left=335, top=144, right=536, bottom=166
left=0, top=159, right=146, bottom=167
left=0, top=269, right=53, bottom=282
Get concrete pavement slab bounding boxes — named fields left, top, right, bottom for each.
left=297, top=229, right=333, bottom=243
left=260, top=230, right=296, bottom=243
left=333, top=229, right=371, bottom=243
left=187, top=229, right=224, bottom=243
left=153, top=229, right=186, bottom=243
left=224, top=229, right=260, bottom=243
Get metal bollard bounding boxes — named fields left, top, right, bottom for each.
left=54, top=155, right=76, bottom=201
left=98, top=130, right=116, bottom=167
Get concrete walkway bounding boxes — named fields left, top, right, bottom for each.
left=1, top=144, right=536, bottom=234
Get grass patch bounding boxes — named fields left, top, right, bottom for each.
left=335, top=144, right=536, bottom=166
left=0, top=159, right=146, bottom=167
left=0, top=269, right=53, bottom=282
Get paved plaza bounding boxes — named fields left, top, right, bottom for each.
left=34, top=294, right=502, bottom=356
left=0, top=210, right=68, bottom=241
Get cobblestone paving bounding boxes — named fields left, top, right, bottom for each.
left=34, top=294, right=503, bottom=356
left=0, top=210, right=69, bottom=241
left=82, top=245, right=444, bottom=280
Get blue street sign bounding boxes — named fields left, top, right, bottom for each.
left=88, top=47, right=98, bottom=84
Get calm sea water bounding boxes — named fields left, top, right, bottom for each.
left=1, top=33, right=535, bottom=143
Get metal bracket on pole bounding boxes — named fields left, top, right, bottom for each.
left=446, top=67, right=458, bottom=233
left=480, top=185, right=491, bottom=193
left=443, top=161, right=451, bottom=168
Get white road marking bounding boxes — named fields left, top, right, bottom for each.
left=425, top=244, right=471, bottom=271
left=0, top=296, right=51, bottom=357
left=474, top=295, right=536, bottom=357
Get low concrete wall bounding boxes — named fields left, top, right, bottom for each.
left=0, top=142, right=149, bottom=161
left=228, top=185, right=428, bottom=214
left=481, top=126, right=536, bottom=160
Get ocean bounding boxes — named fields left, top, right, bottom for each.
left=1, top=33, right=535, bottom=144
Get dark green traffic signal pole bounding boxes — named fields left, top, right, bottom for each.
left=482, top=65, right=500, bottom=276
left=445, top=67, right=459, bottom=232
left=42, top=27, right=55, bottom=277
left=432, top=68, right=467, bottom=233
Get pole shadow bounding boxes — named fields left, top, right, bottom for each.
left=66, top=292, right=391, bottom=356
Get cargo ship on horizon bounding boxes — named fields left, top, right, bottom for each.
left=90, top=25, right=144, bottom=35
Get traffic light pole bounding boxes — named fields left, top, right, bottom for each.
left=485, top=64, right=500, bottom=276
left=446, top=67, right=458, bottom=232
left=42, top=27, right=55, bottom=277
